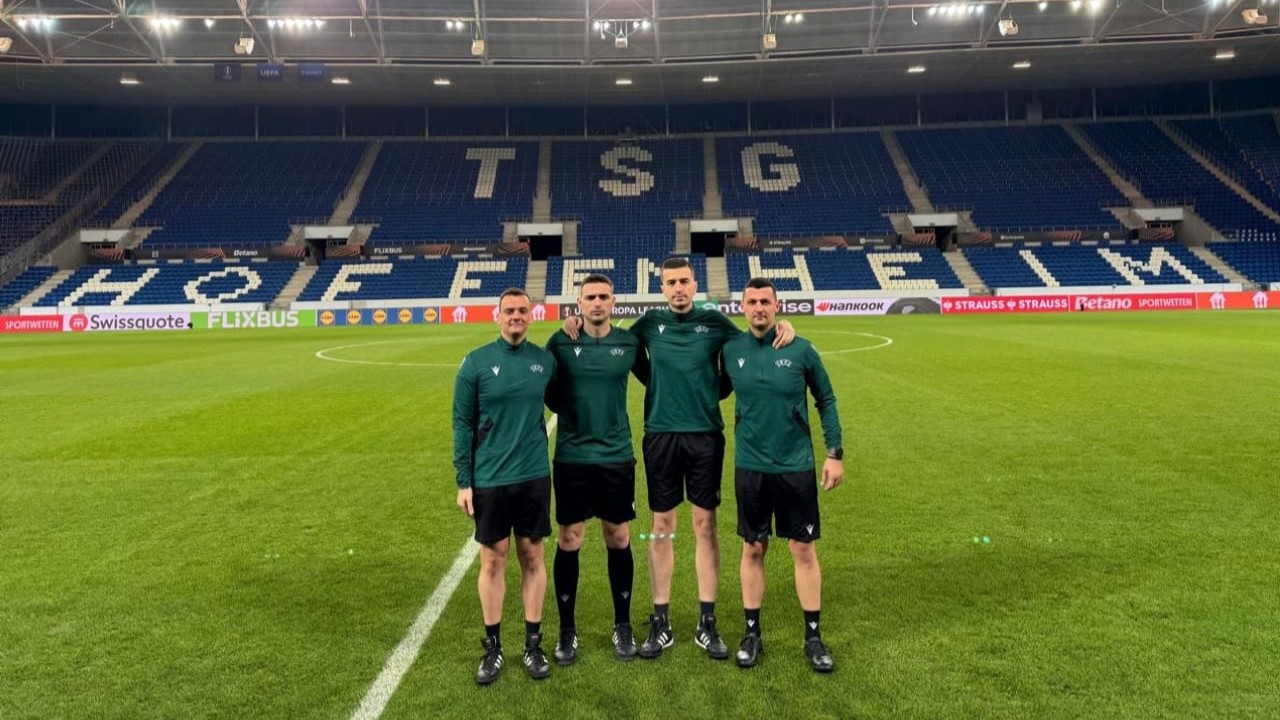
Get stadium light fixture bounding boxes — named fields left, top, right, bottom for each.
left=702, top=74, right=719, bottom=83
left=615, top=77, right=633, bottom=86
left=1070, top=0, right=1082, bottom=11
left=1214, top=48, right=1235, bottom=60
left=17, top=16, right=56, bottom=32
left=1013, top=60, right=1031, bottom=69
left=331, top=76, right=350, bottom=85
left=119, top=72, right=140, bottom=85
left=907, top=65, right=926, bottom=73
left=433, top=77, right=452, bottom=85
left=1038, top=1, right=1048, bottom=10
left=1088, top=0, right=1105, bottom=14
left=149, top=16, right=181, bottom=32
left=204, top=19, right=216, bottom=29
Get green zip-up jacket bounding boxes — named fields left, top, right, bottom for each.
left=452, top=338, right=557, bottom=489
left=721, top=327, right=842, bottom=473
left=545, top=327, right=646, bottom=464
left=630, top=306, right=741, bottom=433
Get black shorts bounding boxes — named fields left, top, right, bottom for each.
left=472, top=477, right=552, bottom=545
left=642, top=431, right=726, bottom=513
left=553, top=460, right=637, bottom=526
left=735, top=468, right=820, bottom=543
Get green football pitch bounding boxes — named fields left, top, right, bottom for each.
left=2, top=311, right=1277, bottom=720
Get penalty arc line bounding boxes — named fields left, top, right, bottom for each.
left=349, top=414, right=558, bottom=720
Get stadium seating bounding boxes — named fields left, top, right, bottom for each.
left=1170, top=119, right=1280, bottom=212
left=35, top=261, right=298, bottom=307
left=963, top=242, right=1229, bottom=288
left=0, top=140, right=100, bottom=198
left=357, top=141, right=538, bottom=245
left=1079, top=121, right=1280, bottom=240
left=0, top=265, right=58, bottom=308
left=1206, top=240, right=1280, bottom=284
left=552, top=139, right=702, bottom=257
left=1220, top=116, right=1280, bottom=203
left=897, top=126, right=1124, bottom=231
left=545, top=254, right=707, bottom=296
left=0, top=205, right=66, bottom=256
left=138, top=142, right=364, bottom=247
left=297, top=257, right=529, bottom=301
left=90, top=143, right=188, bottom=225
left=726, top=247, right=963, bottom=292
left=717, top=134, right=904, bottom=237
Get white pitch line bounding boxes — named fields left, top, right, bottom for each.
left=349, top=414, right=558, bottom=720
left=315, top=339, right=464, bottom=368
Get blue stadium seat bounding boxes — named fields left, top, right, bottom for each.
left=725, top=247, right=963, bottom=292
left=298, top=257, right=529, bottom=301
left=898, top=126, right=1124, bottom=231
left=964, top=242, right=1228, bottom=289
left=717, top=134, right=904, bottom=236
left=358, top=141, right=538, bottom=244
left=0, top=265, right=58, bottom=307
left=35, top=261, right=298, bottom=307
left=545, top=254, right=707, bottom=295
left=1207, top=240, right=1280, bottom=284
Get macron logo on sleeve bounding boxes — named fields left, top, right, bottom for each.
left=491, top=366, right=501, bottom=376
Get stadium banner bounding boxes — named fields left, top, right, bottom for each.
left=941, top=296, right=1073, bottom=314
left=813, top=298, right=942, bottom=316
left=1071, top=292, right=1197, bottom=312
left=992, top=230, right=1122, bottom=244
left=298, top=63, right=326, bottom=82
left=62, top=312, right=192, bottom=333
left=195, top=309, right=317, bottom=330
left=256, top=63, right=285, bottom=82
left=0, top=314, right=64, bottom=334
left=445, top=303, right=557, bottom=324
left=317, top=307, right=443, bottom=327
left=213, top=63, right=242, bottom=83
left=131, top=245, right=297, bottom=261
left=559, top=301, right=674, bottom=320
left=702, top=299, right=819, bottom=316
left=1197, top=290, right=1280, bottom=311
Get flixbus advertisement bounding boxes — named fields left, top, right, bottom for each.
left=193, top=310, right=318, bottom=329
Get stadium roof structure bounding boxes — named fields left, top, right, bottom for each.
left=0, top=0, right=1277, bottom=105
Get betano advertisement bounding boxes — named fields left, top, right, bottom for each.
left=940, top=291, right=1280, bottom=315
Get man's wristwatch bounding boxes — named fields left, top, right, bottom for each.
left=826, top=447, right=843, bottom=461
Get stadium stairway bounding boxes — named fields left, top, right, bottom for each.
left=526, top=260, right=548, bottom=301
left=1191, top=246, right=1252, bottom=286
left=1157, top=120, right=1280, bottom=225
left=1063, top=123, right=1152, bottom=212
left=703, top=137, right=723, bottom=219
left=706, top=256, right=729, bottom=299
left=675, top=219, right=692, bottom=254
left=943, top=252, right=987, bottom=293
left=112, top=142, right=202, bottom=230
left=271, top=265, right=317, bottom=309
left=562, top=222, right=579, bottom=255
left=533, top=139, right=552, bottom=222
left=881, top=130, right=935, bottom=213
left=15, top=269, right=71, bottom=307
left=44, top=143, right=115, bottom=203
left=329, top=141, right=381, bottom=225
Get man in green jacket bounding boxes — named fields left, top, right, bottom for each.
left=544, top=274, right=647, bottom=664
left=453, top=288, right=558, bottom=685
left=721, top=277, right=843, bottom=673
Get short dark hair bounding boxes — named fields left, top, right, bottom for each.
left=580, top=273, right=613, bottom=288
left=661, top=257, right=691, bottom=272
left=498, top=287, right=530, bottom=306
left=743, top=277, right=776, bottom=296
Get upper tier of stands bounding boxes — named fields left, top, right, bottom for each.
left=35, top=261, right=297, bottom=307
left=1171, top=119, right=1280, bottom=213
left=1207, top=240, right=1280, bottom=284
left=1220, top=116, right=1280, bottom=205
left=545, top=254, right=708, bottom=296
left=0, top=140, right=99, bottom=199
left=898, top=126, right=1124, bottom=232
left=551, top=139, right=702, bottom=258
left=298, top=257, right=529, bottom=301
left=963, top=242, right=1229, bottom=288
left=91, top=143, right=188, bottom=226
left=357, top=141, right=538, bottom=245
left=717, top=134, right=904, bottom=237
left=138, top=142, right=364, bottom=246
left=1079, top=121, right=1280, bottom=241
left=726, top=247, right=963, bottom=292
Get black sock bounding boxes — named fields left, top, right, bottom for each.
left=485, top=622, right=501, bottom=647
left=745, top=608, right=761, bottom=637
left=700, top=600, right=716, bottom=618
left=803, top=610, right=821, bottom=641
left=553, top=547, right=579, bottom=631
left=607, top=545, right=633, bottom=626
left=526, top=620, right=542, bottom=644
left=654, top=603, right=670, bottom=621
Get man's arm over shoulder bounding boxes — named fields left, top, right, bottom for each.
left=451, top=353, right=479, bottom=489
